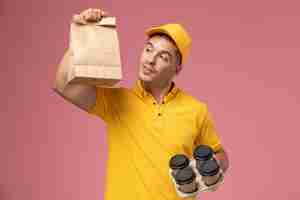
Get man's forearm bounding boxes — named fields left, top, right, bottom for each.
left=53, top=48, right=72, bottom=93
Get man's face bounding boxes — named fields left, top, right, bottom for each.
left=138, top=35, right=181, bottom=85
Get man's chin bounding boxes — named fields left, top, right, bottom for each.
left=139, top=74, right=153, bottom=83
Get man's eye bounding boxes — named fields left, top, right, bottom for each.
left=145, top=47, right=152, bottom=52
left=160, top=55, right=169, bottom=62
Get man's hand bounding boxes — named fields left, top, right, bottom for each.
left=214, top=148, right=229, bottom=174
left=72, top=8, right=109, bottom=25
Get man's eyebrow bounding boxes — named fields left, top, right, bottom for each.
left=146, top=41, right=174, bottom=58
left=146, top=41, right=153, bottom=47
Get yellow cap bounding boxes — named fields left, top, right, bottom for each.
left=145, top=23, right=192, bottom=64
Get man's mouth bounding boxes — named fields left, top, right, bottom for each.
left=143, top=65, right=155, bottom=74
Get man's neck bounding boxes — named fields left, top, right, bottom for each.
left=142, top=80, right=173, bottom=104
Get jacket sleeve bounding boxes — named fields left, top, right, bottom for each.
left=194, top=105, right=222, bottom=153
left=87, top=86, right=117, bottom=124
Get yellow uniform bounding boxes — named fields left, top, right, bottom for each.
left=88, top=79, right=222, bottom=200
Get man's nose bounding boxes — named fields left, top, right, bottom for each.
left=146, top=53, right=156, bottom=65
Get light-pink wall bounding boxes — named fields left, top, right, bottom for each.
left=1, top=0, right=300, bottom=199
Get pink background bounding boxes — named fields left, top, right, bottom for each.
left=1, top=0, right=300, bottom=199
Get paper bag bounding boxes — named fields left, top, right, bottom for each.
left=67, top=17, right=122, bottom=86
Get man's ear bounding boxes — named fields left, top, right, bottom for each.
left=175, top=64, right=182, bottom=75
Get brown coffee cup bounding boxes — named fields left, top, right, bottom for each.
left=198, top=158, right=221, bottom=186
left=174, top=166, right=198, bottom=193
left=169, top=154, right=190, bottom=178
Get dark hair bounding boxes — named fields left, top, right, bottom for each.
left=149, top=33, right=182, bottom=65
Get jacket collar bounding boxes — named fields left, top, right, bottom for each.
left=132, top=79, right=180, bottom=103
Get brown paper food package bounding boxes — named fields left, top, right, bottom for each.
left=67, top=17, right=122, bottom=86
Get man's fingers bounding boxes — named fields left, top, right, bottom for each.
left=81, top=9, right=89, bottom=16
left=96, top=9, right=101, bottom=16
left=96, top=9, right=103, bottom=20
left=72, top=14, right=87, bottom=25
left=72, top=14, right=80, bottom=21
left=81, top=8, right=93, bottom=20
left=101, top=10, right=109, bottom=17
left=75, top=8, right=110, bottom=24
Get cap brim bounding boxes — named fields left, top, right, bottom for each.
left=145, top=27, right=170, bottom=38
